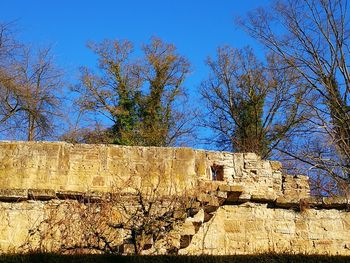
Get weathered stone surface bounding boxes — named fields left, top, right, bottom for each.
left=229, top=185, right=244, bottom=193
left=282, top=175, right=310, bottom=200
left=180, top=204, right=350, bottom=256
left=0, top=141, right=292, bottom=199
left=0, top=141, right=349, bottom=256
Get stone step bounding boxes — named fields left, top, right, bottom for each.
left=180, top=221, right=200, bottom=236
left=203, top=205, right=219, bottom=213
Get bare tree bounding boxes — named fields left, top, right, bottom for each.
left=239, top=0, right=350, bottom=192
left=0, top=21, right=20, bottom=64
left=201, top=46, right=307, bottom=158
left=60, top=125, right=114, bottom=144
left=11, top=47, right=64, bottom=141
left=0, top=69, right=20, bottom=134
left=0, top=22, right=63, bottom=141
left=23, top=178, right=196, bottom=255
left=0, top=22, right=23, bottom=135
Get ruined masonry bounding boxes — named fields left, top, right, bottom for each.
left=0, top=141, right=349, bottom=255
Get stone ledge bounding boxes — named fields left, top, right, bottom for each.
left=303, top=197, right=323, bottom=208
left=84, top=192, right=104, bottom=202
left=322, top=197, right=349, bottom=209
left=28, top=189, right=56, bottom=200
left=56, top=191, right=84, bottom=200
left=0, top=189, right=28, bottom=201
left=251, top=194, right=276, bottom=203
left=0, top=188, right=348, bottom=211
left=275, top=196, right=350, bottom=210
left=275, top=196, right=300, bottom=208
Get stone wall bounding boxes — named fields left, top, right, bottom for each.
left=0, top=141, right=349, bottom=255
left=0, top=141, right=290, bottom=197
left=180, top=204, right=350, bottom=255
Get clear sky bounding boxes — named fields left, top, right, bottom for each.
left=1, top=0, right=269, bottom=83
left=0, top=0, right=270, bottom=145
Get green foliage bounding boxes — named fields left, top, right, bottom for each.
left=235, top=81, right=268, bottom=157
left=75, top=37, right=190, bottom=147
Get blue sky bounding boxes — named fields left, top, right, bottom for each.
left=1, top=1, right=269, bottom=83
left=1, top=0, right=270, bottom=145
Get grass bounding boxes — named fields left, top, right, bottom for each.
left=0, top=254, right=350, bottom=263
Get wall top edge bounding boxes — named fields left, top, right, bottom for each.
left=0, top=140, right=261, bottom=157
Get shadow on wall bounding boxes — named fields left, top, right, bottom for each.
left=0, top=254, right=349, bottom=263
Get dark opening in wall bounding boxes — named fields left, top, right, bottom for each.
left=211, top=164, right=224, bottom=181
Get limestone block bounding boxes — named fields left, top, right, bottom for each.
left=262, top=160, right=272, bottom=170
left=276, top=196, right=300, bottom=208
left=175, top=148, right=195, bottom=160
left=195, top=152, right=207, bottom=178
left=164, top=230, right=181, bottom=249
left=215, top=191, right=227, bottom=199
left=187, top=209, right=205, bottom=223
left=233, top=154, right=244, bottom=178
left=197, top=180, right=219, bottom=192
left=244, top=153, right=258, bottom=161
left=270, top=161, right=282, bottom=171
left=273, top=220, right=295, bottom=234
left=244, top=161, right=260, bottom=170
left=181, top=221, right=198, bottom=236
left=237, top=193, right=251, bottom=202
left=244, top=219, right=265, bottom=232
left=272, top=237, right=292, bottom=251
left=224, top=220, right=242, bottom=233
left=197, top=193, right=212, bottom=203
left=229, top=185, right=244, bottom=193
left=218, top=184, right=231, bottom=192
left=343, top=216, right=350, bottom=231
